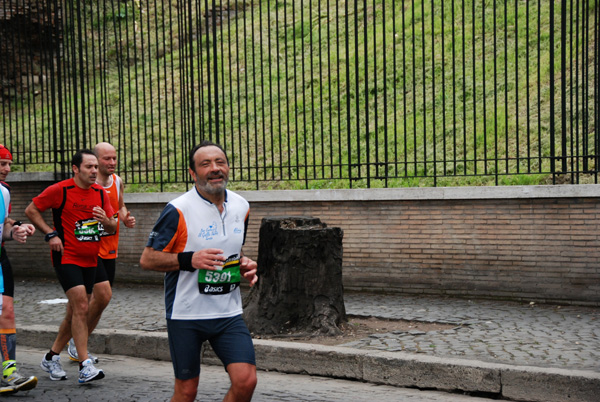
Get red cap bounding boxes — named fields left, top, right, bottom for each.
left=0, top=145, right=12, bottom=161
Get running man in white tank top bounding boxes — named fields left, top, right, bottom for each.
left=141, top=141, right=258, bottom=402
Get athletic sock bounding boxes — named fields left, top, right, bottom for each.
left=0, top=331, right=16, bottom=361
left=45, top=350, right=59, bottom=361
left=0, top=332, right=17, bottom=377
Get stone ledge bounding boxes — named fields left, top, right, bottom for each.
left=123, top=184, right=600, bottom=204
left=8, top=172, right=599, bottom=202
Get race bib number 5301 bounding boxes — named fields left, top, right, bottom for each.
left=197, top=257, right=241, bottom=295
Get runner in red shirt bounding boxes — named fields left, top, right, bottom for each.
left=66, top=142, right=136, bottom=363
left=25, top=149, right=116, bottom=384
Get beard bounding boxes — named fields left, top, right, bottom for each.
left=196, top=174, right=228, bottom=195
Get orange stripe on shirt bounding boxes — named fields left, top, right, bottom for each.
left=162, top=208, right=188, bottom=253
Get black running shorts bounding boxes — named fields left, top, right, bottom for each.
left=95, top=257, right=116, bottom=286
left=54, top=264, right=97, bottom=294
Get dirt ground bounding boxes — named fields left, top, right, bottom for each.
left=252, top=316, right=456, bottom=346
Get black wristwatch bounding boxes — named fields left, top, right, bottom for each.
left=44, top=230, right=59, bottom=242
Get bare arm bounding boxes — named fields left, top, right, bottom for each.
left=140, top=247, right=180, bottom=272
left=25, top=201, right=54, bottom=236
left=2, top=220, right=35, bottom=243
left=140, top=247, right=227, bottom=272
left=118, top=177, right=135, bottom=228
left=25, top=201, right=63, bottom=253
left=2, top=219, right=12, bottom=242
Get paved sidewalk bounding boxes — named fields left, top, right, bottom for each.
left=12, top=277, right=600, bottom=401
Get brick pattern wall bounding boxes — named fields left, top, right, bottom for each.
left=6, top=180, right=600, bottom=305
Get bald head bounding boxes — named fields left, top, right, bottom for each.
left=94, top=142, right=116, bottom=156
left=94, top=142, right=117, bottom=179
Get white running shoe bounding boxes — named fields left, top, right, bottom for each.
left=78, top=359, right=104, bottom=384
left=68, top=339, right=99, bottom=363
left=40, top=355, right=67, bottom=381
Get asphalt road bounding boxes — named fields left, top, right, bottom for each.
left=12, top=346, right=498, bottom=402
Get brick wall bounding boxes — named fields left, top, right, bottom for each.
left=6, top=174, right=600, bottom=305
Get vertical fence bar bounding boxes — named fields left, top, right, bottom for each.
left=561, top=0, right=568, bottom=174
left=326, top=0, right=333, bottom=179
left=376, top=0, right=385, bottom=187
left=382, top=0, right=388, bottom=186
left=549, top=0, right=556, bottom=178
left=50, top=0, right=61, bottom=175
left=569, top=0, right=574, bottom=180
left=354, top=0, right=361, bottom=186
left=493, top=0, right=498, bottom=180
left=593, top=0, right=597, bottom=179
left=472, top=0, right=477, bottom=176
left=346, top=0, right=352, bottom=187
left=301, top=0, right=308, bottom=187
left=170, top=0, right=179, bottom=183
left=121, top=0, right=130, bottom=182
left=582, top=0, right=588, bottom=173
left=59, top=0, right=70, bottom=174
left=402, top=0, right=407, bottom=177
left=411, top=0, right=417, bottom=176
left=514, top=0, right=520, bottom=174
left=452, top=0, right=457, bottom=176
left=283, top=0, right=292, bottom=181
left=526, top=0, right=531, bottom=172
left=392, top=0, right=399, bottom=179
left=358, top=0, right=366, bottom=186
left=502, top=0, right=506, bottom=177
left=482, top=0, right=488, bottom=177
left=575, top=0, right=580, bottom=181
left=76, top=0, right=86, bottom=149
left=335, top=0, right=342, bottom=179
left=431, top=0, right=437, bottom=183
left=537, top=0, right=542, bottom=173
left=441, top=0, right=447, bottom=182
left=242, top=1, right=250, bottom=181
left=462, top=0, right=467, bottom=175
left=364, top=0, right=370, bottom=187
left=203, top=0, right=212, bottom=139
left=87, top=1, right=96, bottom=144
left=421, top=0, right=426, bottom=178
left=212, top=0, right=220, bottom=142
left=306, top=0, right=323, bottom=181
left=257, top=0, right=266, bottom=182
left=235, top=1, right=245, bottom=181
left=252, top=1, right=259, bottom=187
left=272, top=0, right=281, bottom=182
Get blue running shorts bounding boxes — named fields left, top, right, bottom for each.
left=166, top=314, right=256, bottom=380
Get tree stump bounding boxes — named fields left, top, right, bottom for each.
left=243, top=216, right=346, bottom=336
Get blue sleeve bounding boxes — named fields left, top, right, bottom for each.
left=146, top=204, right=181, bottom=251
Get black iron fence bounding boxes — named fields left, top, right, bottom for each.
left=1, top=0, right=598, bottom=190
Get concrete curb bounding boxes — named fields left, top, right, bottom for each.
left=19, top=325, right=600, bottom=402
